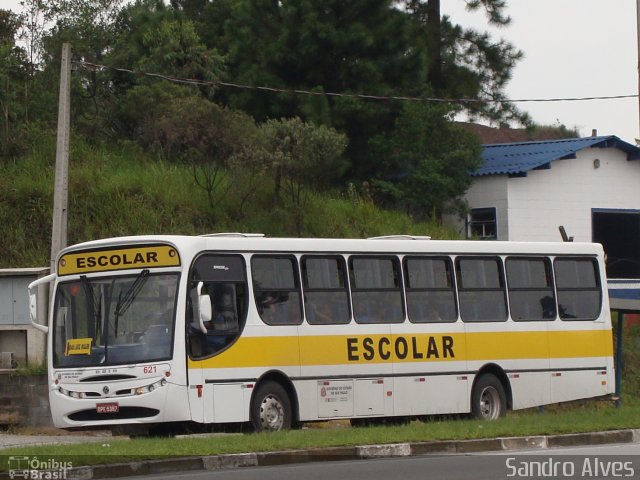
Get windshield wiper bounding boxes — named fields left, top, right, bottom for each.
left=114, top=269, right=150, bottom=337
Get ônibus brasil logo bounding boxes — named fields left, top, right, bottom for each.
left=8, top=456, right=72, bottom=479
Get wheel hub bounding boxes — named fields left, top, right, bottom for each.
left=479, top=386, right=500, bottom=420
left=260, top=394, right=284, bottom=430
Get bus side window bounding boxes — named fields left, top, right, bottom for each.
left=554, top=257, right=601, bottom=320
left=349, top=256, right=404, bottom=324
left=302, top=256, right=351, bottom=325
left=252, top=256, right=303, bottom=325
left=506, top=257, right=556, bottom=321
left=404, top=256, right=457, bottom=323
left=456, top=257, right=508, bottom=322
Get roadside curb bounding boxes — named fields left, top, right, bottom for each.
left=4, top=428, right=638, bottom=479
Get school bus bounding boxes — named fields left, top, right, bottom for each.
left=29, top=234, right=614, bottom=431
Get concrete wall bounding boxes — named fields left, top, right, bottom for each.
left=0, top=268, right=48, bottom=368
left=0, top=373, right=52, bottom=427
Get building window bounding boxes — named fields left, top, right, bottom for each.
left=468, top=208, right=497, bottom=240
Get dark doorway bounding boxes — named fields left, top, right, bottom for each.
left=593, top=210, right=640, bottom=279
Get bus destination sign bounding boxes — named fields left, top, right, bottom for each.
left=58, top=245, right=180, bottom=276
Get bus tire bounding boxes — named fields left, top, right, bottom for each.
left=251, top=381, right=292, bottom=432
left=471, top=373, right=507, bottom=420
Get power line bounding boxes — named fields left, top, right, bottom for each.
left=75, top=60, right=639, bottom=105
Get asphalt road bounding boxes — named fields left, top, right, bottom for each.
left=99, top=443, right=640, bottom=480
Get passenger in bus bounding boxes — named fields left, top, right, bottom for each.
left=202, top=303, right=231, bottom=350
left=211, top=287, right=238, bottom=332
left=425, top=305, right=442, bottom=322
left=259, top=293, right=301, bottom=324
left=540, top=296, right=557, bottom=319
left=205, top=309, right=234, bottom=332
left=308, top=301, right=333, bottom=323
left=259, top=294, right=277, bottom=323
left=354, top=302, right=374, bottom=323
left=382, top=298, right=403, bottom=322
left=194, top=286, right=236, bottom=352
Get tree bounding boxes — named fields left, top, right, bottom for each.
left=107, top=0, right=225, bottom=138
left=0, top=9, right=30, bottom=157
left=260, top=117, right=348, bottom=234
left=172, top=0, right=529, bottom=184
left=137, top=95, right=263, bottom=219
left=193, top=0, right=427, bottom=180
left=33, top=0, right=126, bottom=138
left=403, top=0, right=528, bottom=125
left=18, top=0, right=53, bottom=70
left=370, top=101, right=482, bottom=220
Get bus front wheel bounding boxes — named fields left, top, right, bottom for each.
left=251, top=381, right=292, bottom=432
left=471, top=374, right=507, bottom=420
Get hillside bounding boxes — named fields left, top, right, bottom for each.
left=0, top=136, right=456, bottom=268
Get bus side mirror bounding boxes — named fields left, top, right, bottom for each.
left=196, top=282, right=212, bottom=334
left=28, top=273, right=55, bottom=334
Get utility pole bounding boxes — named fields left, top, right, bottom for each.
left=637, top=0, right=640, bottom=139
left=50, top=43, right=72, bottom=274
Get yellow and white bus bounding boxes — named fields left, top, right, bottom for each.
left=29, top=234, right=614, bottom=431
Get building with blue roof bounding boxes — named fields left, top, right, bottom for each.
left=444, top=134, right=640, bottom=308
left=476, top=136, right=640, bottom=177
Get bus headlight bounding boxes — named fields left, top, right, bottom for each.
left=134, top=378, right=167, bottom=396
left=58, top=387, right=86, bottom=399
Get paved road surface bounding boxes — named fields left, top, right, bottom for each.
left=98, top=443, right=640, bottom=480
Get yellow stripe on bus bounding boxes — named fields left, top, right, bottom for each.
left=188, top=329, right=612, bottom=369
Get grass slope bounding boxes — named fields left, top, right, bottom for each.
left=0, top=136, right=454, bottom=267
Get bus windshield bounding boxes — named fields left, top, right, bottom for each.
left=52, top=272, right=179, bottom=368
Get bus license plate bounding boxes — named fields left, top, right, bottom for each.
left=96, top=402, right=119, bottom=414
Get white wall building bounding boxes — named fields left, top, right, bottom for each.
left=444, top=135, right=640, bottom=309
left=448, top=135, right=640, bottom=242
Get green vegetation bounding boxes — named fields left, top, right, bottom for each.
left=1, top=1, right=635, bottom=467
left=0, top=134, right=456, bottom=267
left=1, top=402, right=638, bottom=469
left=14, top=363, right=47, bottom=376
left=616, top=314, right=640, bottom=401
left=0, top=0, right=577, bottom=268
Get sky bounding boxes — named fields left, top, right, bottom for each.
left=441, top=0, right=639, bottom=143
left=5, top=0, right=640, bottom=143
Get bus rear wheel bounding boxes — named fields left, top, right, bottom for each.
left=471, top=374, right=507, bottom=420
left=251, top=381, right=292, bottom=432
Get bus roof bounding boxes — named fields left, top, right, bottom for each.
left=57, top=234, right=604, bottom=259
